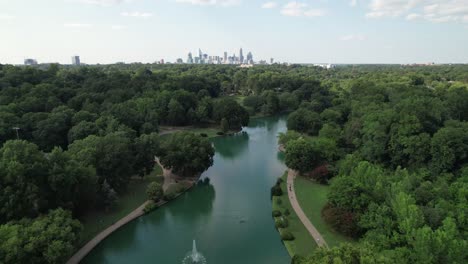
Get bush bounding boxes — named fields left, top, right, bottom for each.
left=275, top=217, right=289, bottom=228
left=276, top=198, right=283, bottom=205
left=147, top=182, right=163, bottom=202
left=271, top=184, right=283, bottom=196
left=163, top=191, right=178, bottom=201
left=276, top=177, right=284, bottom=184
left=200, top=133, right=208, bottom=137
left=280, top=230, right=295, bottom=241
left=143, top=201, right=158, bottom=214
left=216, top=131, right=225, bottom=136
left=283, top=209, right=290, bottom=216
left=272, top=210, right=282, bottom=217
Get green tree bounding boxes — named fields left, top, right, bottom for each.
left=285, top=138, right=322, bottom=173
left=287, top=108, right=322, bottom=135
left=0, top=140, right=48, bottom=222
left=159, top=132, right=214, bottom=177
left=0, top=208, right=82, bottom=264
left=146, top=182, right=163, bottom=202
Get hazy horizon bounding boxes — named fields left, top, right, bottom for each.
left=1, top=0, right=468, bottom=65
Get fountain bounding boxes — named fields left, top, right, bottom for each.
left=182, top=240, right=207, bottom=264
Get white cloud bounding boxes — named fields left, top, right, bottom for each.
left=0, top=14, right=15, bottom=20
left=281, top=2, right=325, bottom=17
left=64, top=23, right=93, bottom=28
left=366, top=0, right=420, bottom=18
left=340, top=34, right=366, bottom=41
left=365, top=0, right=468, bottom=24
left=262, top=1, right=277, bottom=9
left=121, top=11, right=153, bottom=18
left=350, top=0, right=357, bottom=7
left=175, top=0, right=241, bottom=6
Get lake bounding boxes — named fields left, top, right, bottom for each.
left=83, top=115, right=291, bottom=264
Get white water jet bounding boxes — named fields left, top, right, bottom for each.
left=182, top=240, right=207, bottom=264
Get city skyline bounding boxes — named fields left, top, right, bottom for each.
left=1, top=0, right=468, bottom=64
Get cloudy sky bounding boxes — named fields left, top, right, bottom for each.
left=0, top=0, right=467, bottom=64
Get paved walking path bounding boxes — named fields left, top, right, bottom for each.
left=67, top=158, right=191, bottom=264
left=66, top=201, right=150, bottom=264
left=287, top=169, right=328, bottom=248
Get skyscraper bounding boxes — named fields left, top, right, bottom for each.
left=246, top=52, right=253, bottom=64
left=71, top=56, right=80, bottom=65
left=224, top=52, right=228, bottom=64
left=187, top=52, right=193, bottom=64
left=198, top=49, right=203, bottom=63
left=239, top=48, right=244, bottom=64
left=24, top=58, right=38, bottom=65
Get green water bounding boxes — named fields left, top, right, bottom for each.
left=83, top=116, right=290, bottom=264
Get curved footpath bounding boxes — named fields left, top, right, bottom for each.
left=287, top=169, right=328, bottom=248
left=66, top=201, right=150, bottom=264
left=67, top=159, right=181, bottom=264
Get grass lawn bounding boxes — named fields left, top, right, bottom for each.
left=186, top=127, right=221, bottom=138
left=273, top=172, right=317, bottom=258
left=294, top=176, right=355, bottom=247
left=78, top=164, right=163, bottom=246
left=232, top=95, right=246, bottom=105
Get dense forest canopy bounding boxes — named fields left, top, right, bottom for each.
left=0, top=63, right=467, bottom=263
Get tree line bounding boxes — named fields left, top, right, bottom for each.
left=281, top=66, right=468, bottom=263
left=1, top=62, right=468, bottom=263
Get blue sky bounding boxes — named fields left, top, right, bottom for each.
left=0, top=0, right=467, bottom=64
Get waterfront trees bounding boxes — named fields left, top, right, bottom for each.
left=158, top=132, right=215, bottom=177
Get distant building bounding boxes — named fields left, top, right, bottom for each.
left=224, top=52, right=228, bottom=64
left=24, top=58, right=38, bottom=65
left=176, top=58, right=183, bottom=64
left=246, top=52, right=253, bottom=64
left=239, top=48, right=244, bottom=64
left=71, top=56, right=81, bottom=65
left=270, top=58, right=274, bottom=64
left=160, top=59, right=165, bottom=64
left=313, top=63, right=335, bottom=69
left=187, top=52, right=193, bottom=64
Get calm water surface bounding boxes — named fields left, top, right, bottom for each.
left=83, top=115, right=290, bottom=264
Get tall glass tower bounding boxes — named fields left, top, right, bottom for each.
left=239, top=48, right=244, bottom=64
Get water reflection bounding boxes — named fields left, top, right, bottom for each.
left=213, top=132, right=249, bottom=159
left=164, top=180, right=216, bottom=222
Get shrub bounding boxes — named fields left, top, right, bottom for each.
left=276, top=198, right=283, bottom=205
left=200, top=133, right=208, bottom=137
left=272, top=210, right=282, bottom=217
left=283, top=209, right=290, bottom=216
left=147, top=182, right=163, bottom=202
left=163, top=191, right=178, bottom=201
left=280, top=230, right=295, bottom=241
left=275, top=217, right=289, bottom=228
left=276, top=178, right=284, bottom=184
left=143, top=201, right=158, bottom=214
left=271, top=184, right=283, bottom=196
left=216, top=131, right=225, bottom=136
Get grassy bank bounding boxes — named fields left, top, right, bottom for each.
left=294, top=176, right=355, bottom=247
left=78, top=165, right=163, bottom=246
left=272, top=173, right=317, bottom=258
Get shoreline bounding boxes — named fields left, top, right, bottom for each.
left=67, top=161, right=201, bottom=264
